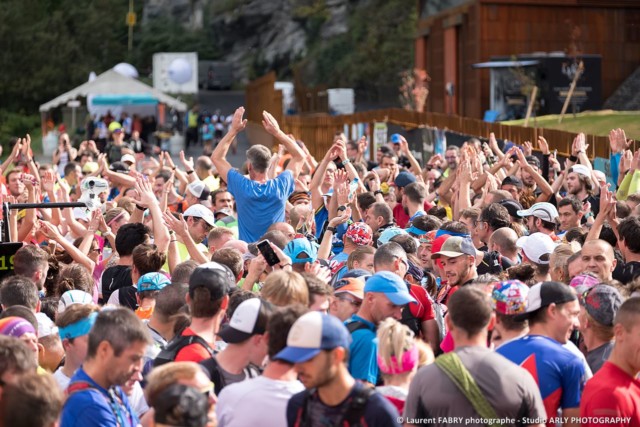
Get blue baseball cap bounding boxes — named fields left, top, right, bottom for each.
left=394, top=171, right=416, bottom=188
left=137, top=272, right=171, bottom=292
left=364, top=271, right=416, bottom=305
left=275, top=312, right=352, bottom=363
left=377, top=227, right=408, bottom=246
left=390, top=133, right=402, bottom=144
left=284, top=238, right=317, bottom=264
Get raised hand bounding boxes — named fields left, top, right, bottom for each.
left=232, top=107, right=248, bottom=133
left=41, top=171, right=55, bottom=194
left=631, top=149, right=640, bottom=173
left=261, top=110, right=280, bottom=135
left=398, top=135, right=410, bottom=154
left=39, top=221, right=61, bottom=241
left=609, top=128, right=630, bottom=154
left=333, top=169, right=348, bottom=189
left=537, top=136, right=550, bottom=155
left=522, top=141, right=533, bottom=156
left=180, top=150, right=194, bottom=171
left=134, top=176, right=156, bottom=208
left=163, top=212, right=188, bottom=238
left=335, top=182, right=349, bottom=206
left=620, top=150, right=633, bottom=173
left=305, top=261, right=331, bottom=283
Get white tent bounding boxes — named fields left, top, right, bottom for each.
left=39, top=69, right=187, bottom=113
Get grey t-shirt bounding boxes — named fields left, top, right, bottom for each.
left=404, top=346, right=546, bottom=426
left=586, top=341, right=614, bottom=374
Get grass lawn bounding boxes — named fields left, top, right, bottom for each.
left=503, top=110, right=640, bottom=140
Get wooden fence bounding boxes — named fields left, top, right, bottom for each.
left=245, top=75, right=612, bottom=162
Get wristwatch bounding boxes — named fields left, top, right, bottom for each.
left=326, top=226, right=337, bottom=234
left=337, top=205, right=347, bottom=212
left=374, top=190, right=383, bottom=196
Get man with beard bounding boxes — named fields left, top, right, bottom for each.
left=280, top=312, right=400, bottom=427
left=443, top=145, right=459, bottom=178
left=431, top=236, right=478, bottom=295
left=60, top=308, right=151, bottom=427
left=565, top=164, right=599, bottom=217
left=497, top=282, right=585, bottom=427
left=517, top=202, right=559, bottom=240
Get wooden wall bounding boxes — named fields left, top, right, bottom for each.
left=417, top=0, right=640, bottom=118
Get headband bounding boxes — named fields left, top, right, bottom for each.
left=59, top=312, right=98, bottom=340
left=107, top=211, right=126, bottom=227
left=406, top=226, right=427, bottom=236
left=435, top=229, right=470, bottom=239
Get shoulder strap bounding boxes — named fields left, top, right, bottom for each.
left=203, top=356, right=227, bottom=396
left=66, top=380, right=97, bottom=396
left=346, top=320, right=372, bottom=334
left=435, top=353, right=501, bottom=426
left=341, top=385, right=375, bottom=426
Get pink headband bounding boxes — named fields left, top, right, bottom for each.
left=377, top=344, right=419, bottom=375
left=107, top=211, right=126, bottom=227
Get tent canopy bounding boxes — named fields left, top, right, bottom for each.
left=39, top=69, right=187, bottom=112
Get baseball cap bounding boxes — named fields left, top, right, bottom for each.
left=341, top=269, right=372, bottom=280
left=214, top=207, right=233, bottom=218
left=518, top=281, right=577, bottom=319
left=334, top=277, right=365, bottom=300
left=525, top=155, right=540, bottom=169
left=364, top=271, right=416, bottom=306
left=82, top=162, right=99, bottom=174
left=501, top=175, right=523, bottom=190
left=275, top=312, right=352, bottom=363
left=58, top=290, right=94, bottom=313
left=431, top=236, right=476, bottom=259
left=570, top=164, right=591, bottom=178
left=154, top=384, right=209, bottom=427
left=121, top=154, right=136, bottom=165
left=345, top=222, right=373, bottom=246
left=108, top=122, right=122, bottom=132
left=516, top=232, right=555, bottom=264
left=581, top=285, right=623, bottom=327
left=36, top=312, right=58, bottom=338
left=394, top=171, right=416, bottom=188
left=218, top=298, right=272, bottom=344
left=137, top=272, right=171, bottom=293
left=377, top=227, right=408, bottom=246
left=517, top=202, right=558, bottom=222
left=569, top=273, right=600, bottom=293
left=187, top=181, right=210, bottom=201
left=491, top=280, right=529, bottom=316
left=184, top=204, right=216, bottom=227
left=188, top=262, right=235, bottom=300
left=284, top=238, right=317, bottom=264
left=73, top=207, right=90, bottom=222
left=109, top=161, right=129, bottom=173
left=498, top=199, right=524, bottom=218
left=0, top=317, right=36, bottom=338
left=390, top=133, right=402, bottom=144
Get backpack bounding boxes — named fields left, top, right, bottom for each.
left=427, top=291, right=448, bottom=342
left=154, top=334, right=215, bottom=367
left=293, top=384, right=374, bottom=427
left=200, top=356, right=261, bottom=396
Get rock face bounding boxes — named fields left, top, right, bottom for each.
left=142, top=0, right=351, bottom=83
left=603, top=66, right=640, bottom=111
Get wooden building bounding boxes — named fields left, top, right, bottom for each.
left=415, top=0, right=640, bottom=118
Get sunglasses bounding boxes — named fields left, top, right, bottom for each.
left=336, top=295, right=361, bottom=308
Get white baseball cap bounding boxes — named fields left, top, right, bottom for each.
left=36, top=312, right=58, bottom=338
left=183, top=204, right=216, bottom=227
left=516, top=202, right=558, bottom=222
left=516, top=232, right=556, bottom=264
left=218, top=298, right=272, bottom=344
left=121, top=154, right=136, bottom=165
left=58, top=290, right=94, bottom=313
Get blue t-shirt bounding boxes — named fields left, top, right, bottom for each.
left=314, top=206, right=329, bottom=240
left=227, top=169, right=295, bottom=243
left=345, top=315, right=378, bottom=385
left=496, top=334, right=585, bottom=418
left=286, top=381, right=400, bottom=427
left=60, top=367, right=139, bottom=427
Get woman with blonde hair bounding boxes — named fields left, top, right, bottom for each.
left=376, top=318, right=420, bottom=413
left=260, top=270, right=309, bottom=307
left=549, top=242, right=581, bottom=284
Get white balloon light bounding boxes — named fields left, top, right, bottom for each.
left=113, top=63, right=139, bottom=79
left=168, top=58, right=193, bottom=84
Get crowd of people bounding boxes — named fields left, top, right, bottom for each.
left=0, top=105, right=639, bottom=427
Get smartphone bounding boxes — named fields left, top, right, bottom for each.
left=257, top=240, right=280, bottom=267
left=348, top=178, right=359, bottom=200
left=553, top=149, right=558, bottom=157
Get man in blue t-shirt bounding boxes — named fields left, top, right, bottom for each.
left=345, top=271, right=416, bottom=386
left=211, top=107, right=306, bottom=243
left=60, top=308, right=151, bottom=427
left=497, top=281, right=585, bottom=427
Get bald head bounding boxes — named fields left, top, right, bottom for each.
left=268, top=222, right=296, bottom=241
left=489, top=227, right=518, bottom=257
left=581, top=239, right=617, bottom=281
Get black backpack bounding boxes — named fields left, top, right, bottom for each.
left=293, top=385, right=374, bottom=427
left=154, top=334, right=215, bottom=367
left=200, top=357, right=261, bottom=396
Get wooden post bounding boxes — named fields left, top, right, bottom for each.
left=559, top=61, right=584, bottom=123
left=524, top=86, right=538, bottom=128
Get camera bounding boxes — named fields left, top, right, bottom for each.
left=79, top=177, right=109, bottom=211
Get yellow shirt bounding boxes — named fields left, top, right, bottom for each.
left=203, top=175, right=220, bottom=191
left=162, top=241, right=208, bottom=272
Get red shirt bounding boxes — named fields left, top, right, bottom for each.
left=174, top=327, right=215, bottom=363
left=393, top=201, right=434, bottom=228
left=408, top=284, right=435, bottom=322
left=580, top=361, right=640, bottom=427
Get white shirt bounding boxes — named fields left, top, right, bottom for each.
left=216, top=375, right=304, bottom=427
left=53, top=368, right=71, bottom=390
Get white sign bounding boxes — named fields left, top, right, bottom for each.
left=373, top=122, right=388, bottom=151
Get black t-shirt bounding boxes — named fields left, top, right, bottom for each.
left=101, top=265, right=132, bottom=303
left=613, top=260, right=640, bottom=285
left=286, top=382, right=400, bottom=427
left=477, top=251, right=515, bottom=276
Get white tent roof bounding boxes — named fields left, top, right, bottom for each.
left=39, top=69, right=187, bottom=112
